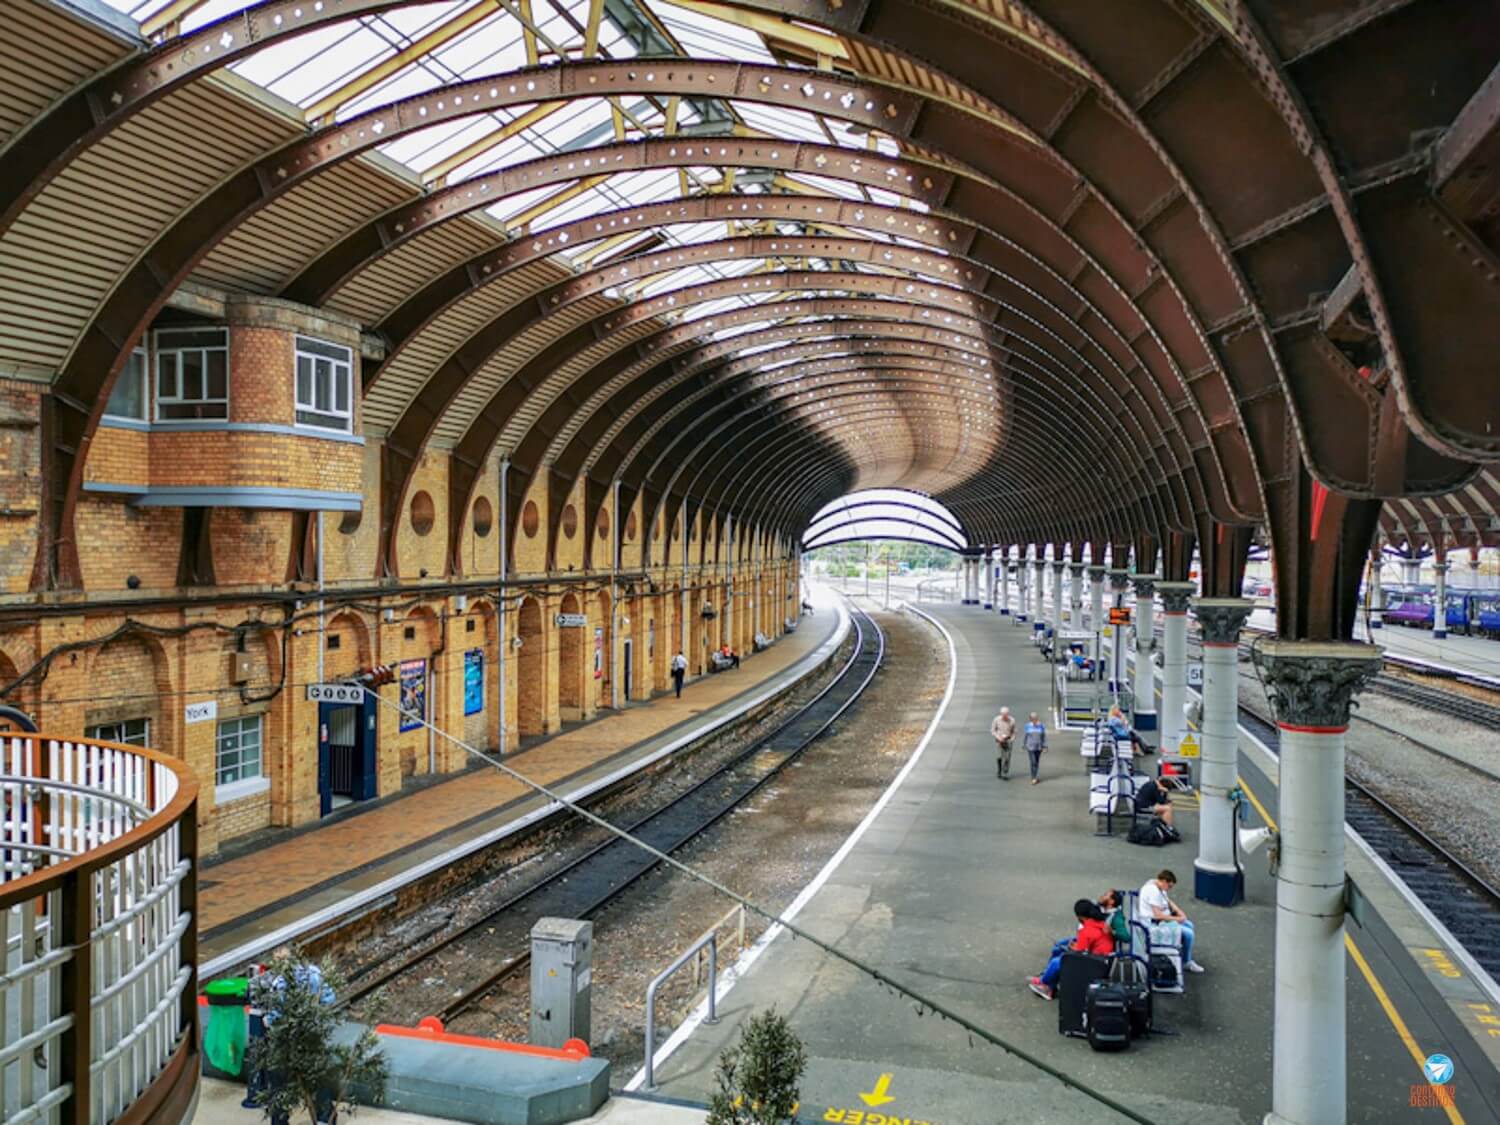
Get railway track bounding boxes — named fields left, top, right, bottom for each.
left=1360, top=673, right=1500, bottom=733
left=339, top=600, right=885, bottom=1022
left=1235, top=705, right=1500, bottom=981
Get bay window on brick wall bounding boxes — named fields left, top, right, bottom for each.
left=295, top=335, right=353, bottom=432
left=155, top=326, right=229, bottom=421
left=215, top=713, right=263, bottom=789
left=103, top=347, right=148, bottom=421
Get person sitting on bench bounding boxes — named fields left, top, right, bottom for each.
left=1107, top=706, right=1151, bottom=755
left=1098, top=888, right=1132, bottom=948
left=1027, top=899, right=1115, bottom=1000
left=1132, top=774, right=1174, bottom=828
left=719, top=643, right=740, bottom=670
left=1136, top=869, right=1204, bottom=973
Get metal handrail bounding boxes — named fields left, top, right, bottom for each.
left=643, top=930, right=719, bottom=1092
left=0, top=731, right=200, bottom=1125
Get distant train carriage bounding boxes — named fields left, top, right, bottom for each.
left=1470, top=592, right=1500, bottom=638
left=1381, top=584, right=1434, bottom=628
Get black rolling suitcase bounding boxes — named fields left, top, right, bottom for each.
left=1083, top=981, right=1131, bottom=1051
left=1057, top=951, right=1110, bottom=1037
left=1111, top=953, right=1153, bottom=1038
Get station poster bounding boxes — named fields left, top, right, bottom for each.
left=463, top=648, right=483, bottom=715
left=399, top=658, right=427, bottom=732
left=593, top=627, right=604, bottom=680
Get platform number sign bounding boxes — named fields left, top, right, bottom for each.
left=1187, top=663, right=1203, bottom=687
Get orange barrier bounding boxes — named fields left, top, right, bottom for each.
left=375, top=1017, right=591, bottom=1060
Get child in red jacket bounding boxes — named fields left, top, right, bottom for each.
left=1028, top=899, right=1115, bottom=999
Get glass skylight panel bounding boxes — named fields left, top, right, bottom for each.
left=228, top=22, right=386, bottom=99
left=178, top=0, right=255, bottom=33
left=373, top=3, right=472, bottom=40
left=653, top=2, right=775, bottom=61
left=735, top=103, right=828, bottom=145
left=380, top=113, right=504, bottom=172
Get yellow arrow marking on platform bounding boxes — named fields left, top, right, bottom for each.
left=859, top=1073, right=895, bottom=1107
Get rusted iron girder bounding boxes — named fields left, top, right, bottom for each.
left=33, top=57, right=1254, bottom=589
left=651, top=399, right=1119, bottom=561
left=446, top=280, right=1183, bottom=579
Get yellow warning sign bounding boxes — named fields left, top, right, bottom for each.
left=1178, top=733, right=1200, bottom=758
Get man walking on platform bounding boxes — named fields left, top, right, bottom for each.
left=671, top=650, right=688, bottom=698
left=991, top=706, right=1016, bottom=779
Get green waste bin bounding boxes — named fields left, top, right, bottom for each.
left=203, top=978, right=249, bottom=1079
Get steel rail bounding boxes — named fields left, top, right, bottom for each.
left=337, top=600, right=883, bottom=1016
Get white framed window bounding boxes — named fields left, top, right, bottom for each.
left=294, top=336, right=353, bottom=432
left=86, top=718, right=150, bottom=746
left=104, top=348, right=148, bottom=421
left=215, top=714, right=263, bottom=787
left=154, top=327, right=229, bottom=422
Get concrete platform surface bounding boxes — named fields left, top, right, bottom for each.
left=641, top=603, right=1500, bottom=1124
left=194, top=1081, right=706, bottom=1124
left=201, top=594, right=846, bottom=974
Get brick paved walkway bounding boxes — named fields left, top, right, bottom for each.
left=199, top=602, right=844, bottom=970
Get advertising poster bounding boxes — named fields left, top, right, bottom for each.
left=593, top=627, right=604, bottom=680
left=399, top=658, right=427, bottom=732
left=464, top=648, right=483, bottom=715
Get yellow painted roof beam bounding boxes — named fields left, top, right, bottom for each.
left=423, top=100, right=567, bottom=186
left=505, top=174, right=611, bottom=232
left=305, top=0, right=507, bottom=125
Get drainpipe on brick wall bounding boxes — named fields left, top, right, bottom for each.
left=611, top=479, right=621, bottom=711
left=316, top=510, right=325, bottom=683
left=497, top=457, right=509, bottom=757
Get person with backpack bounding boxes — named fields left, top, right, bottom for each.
left=1027, top=899, right=1114, bottom=999
left=1098, top=889, right=1132, bottom=947
left=991, top=707, right=1017, bottom=779
left=670, top=650, right=688, bottom=698
left=1022, top=712, right=1048, bottom=784
left=1136, top=869, right=1204, bottom=973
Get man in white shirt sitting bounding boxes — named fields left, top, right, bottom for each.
left=1136, top=869, right=1204, bottom=973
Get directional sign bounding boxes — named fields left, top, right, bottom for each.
left=860, top=1075, right=895, bottom=1108
left=307, top=682, right=364, bottom=704
left=555, top=612, right=588, bottom=627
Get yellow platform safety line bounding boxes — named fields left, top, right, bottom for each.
left=1235, top=773, right=1466, bottom=1125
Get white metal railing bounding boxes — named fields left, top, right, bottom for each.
left=1, top=733, right=199, bottom=1125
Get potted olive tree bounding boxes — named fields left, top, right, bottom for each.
left=246, top=953, right=388, bottom=1124
left=705, top=1009, right=806, bottom=1125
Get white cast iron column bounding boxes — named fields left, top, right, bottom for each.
left=1132, top=575, right=1158, bottom=734
left=1188, top=596, right=1251, bottom=905
left=1069, top=561, right=1084, bottom=628
left=1157, top=582, right=1195, bottom=757
left=1367, top=547, right=1383, bottom=630
left=1033, top=556, right=1046, bottom=634
left=1253, top=641, right=1381, bottom=1125
left=1432, top=558, right=1449, bottom=640
left=985, top=548, right=997, bottom=609
left=1052, top=560, right=1066, bottom=628
left=1000, top=552, right=1011, bottom=614
left=1087, top=564, right=1105, bottom=661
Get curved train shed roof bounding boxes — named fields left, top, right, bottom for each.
left=2, top=0, right=1498, bottom=628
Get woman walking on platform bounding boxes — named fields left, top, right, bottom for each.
left=1023, top=712, right=1048, bottom=783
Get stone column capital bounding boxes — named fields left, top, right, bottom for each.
left=1052, top=560, right=1067, bottom=573
left=1132, top=574, right=1159, bottom=597
left=1069, top=563, right=1085, bottom=577
left=1433, top=559, right=1451, bottom=574
left=1086, top=565, right=1107, bottom=580
left=1156, top=581, right=1196, bottom=615
left=1107, top=568, right=1132, bottom=592
left=1249, top=640, right=1382, bottom=730
left=1191, top=597, right=1253, bottom=643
